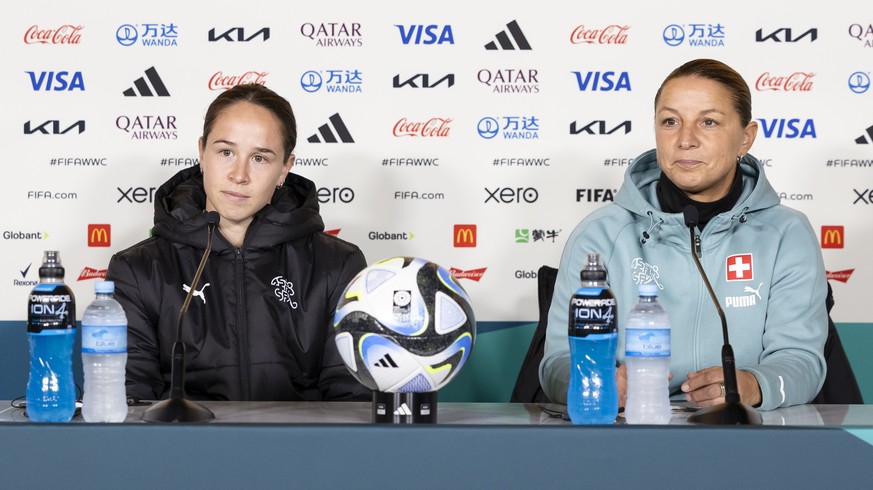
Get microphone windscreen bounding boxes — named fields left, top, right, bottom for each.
left=205, top=211, right=221, bottom=226
left=683, top=205, right=699, bottom=228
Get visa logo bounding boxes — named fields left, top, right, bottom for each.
left=572, top=71, right=631, bottom=91
left=26, top=71, right=85, bottom=91
left=395, top=25, right=454, bottom=45
left=757, top=118, right=817, bottom=138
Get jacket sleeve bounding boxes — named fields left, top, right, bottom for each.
left=742, top=215, right=827, bottom=410
left=106, top=252, right=164, bottom=401
left=317, top=246, right=371, bottom=401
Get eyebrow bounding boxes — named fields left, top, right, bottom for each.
left=212, top=139, right=278, bottom=156
left=657, top=106, right=726, bottom=117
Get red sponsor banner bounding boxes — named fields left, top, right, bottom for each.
left=325, top=229, right=341, bottom=236
left=570, top=24, right=630, bottom=45
left=449, top=267, right=486, bottom=281
left=24, top=24, right=83, bottom=45
left=826, top=269, right=854, bottom=283
left=725, top=253, right=753, bottom=281
left=208, top=71, right=268, bottom=90
left=755, top=72, right=815, bottom=92
left=821, top=226, right=844, bottom=249
left=78, top=267, right=107, bottom=281
left=393, top=117, right=452, bottom=137
left=453, top=224, right=476, bottom=247
left=88, top=224, right=111, bottom=247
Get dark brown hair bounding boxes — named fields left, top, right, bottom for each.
left=654, top=59, right=752, bottom=127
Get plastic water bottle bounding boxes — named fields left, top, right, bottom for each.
left=82, top=280, right=129, bottom=422
left=624, top=283, right=672, bottom=425
left=567, top=253, right=618, bottom=425
left=26, top=250, right=77, bottom=422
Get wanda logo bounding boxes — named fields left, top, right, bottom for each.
left=570, top=24, right=630, bottom=44
left=755, top=72, right=815, bottom=92
left=208, top=71, right=268, bottom=90
left=24, top=24, right=83, bottom=44
left=393, top=117, right=452, bottom=137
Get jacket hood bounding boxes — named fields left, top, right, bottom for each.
left=614, top=149, right=781, bottom=229
left=151, top=166, right=325, bottom=252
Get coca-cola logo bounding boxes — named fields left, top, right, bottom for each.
left=208, top=71, right=269, bottom=90
left=392, top=117, right=452, bottom=137
left=755, top=72, right=815, bottom=92
left=77, top=267, right=107, bottom=281
left=570, top=24, right=630, bottom=45
left=449, top=267, right=487, bottom=281
left=24, top=24, right=83, bottom=45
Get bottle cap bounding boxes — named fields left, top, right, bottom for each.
left=38, top=250, right=65, bottom=279
left=580, top=252, right=607, bottom=281
left=95, top=280, right=115, bottom=294
left=638, top=283, right=659, bottom=297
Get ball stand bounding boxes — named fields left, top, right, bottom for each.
left=372, top=391, right=438, bottom=424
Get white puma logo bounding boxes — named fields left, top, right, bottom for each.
left=743, top=283, right=763, bottom=300
left=183, top=283, right=211, bottom=304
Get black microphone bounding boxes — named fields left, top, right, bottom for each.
left=142, top=211, right=220, bottom=423
left=682, top=205, right=762, bottom=425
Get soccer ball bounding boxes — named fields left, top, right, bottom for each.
left=333, top=257, right=476, bottom=393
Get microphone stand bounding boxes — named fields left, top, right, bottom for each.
left=683, top=206, right=762, bottom=425
left=142, top=215, right=218, bottom=423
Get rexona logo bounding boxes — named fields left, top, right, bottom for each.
left=454, top=224, right=477, bottom=248
left=477, top=69, right=539, bottom=94
left=78, top=267, right=107, bottom=281
left=855, top=124, right=873, bottom=144
left=209, top=71, right=267, bottom=90
left=24, top=24, right=83, bottom=45
left=570, top=24, right=630, bottom=45
left=208, top=27, right=270, bottom=42
left=662, top=23, right=726, bottom=47
left=123, top=67, right=170, bottom=97
left=485, top=20, right=531, bottom=50
left=477, top=116, right=539, bottom=140
left=307, top=113, right=354, bottom=143
left=826, top=269, right=854, bottom=283
left=570, top=120, right=631, bottom=135
left=88, top=224, right=111, bottom=247
left=300, top=69, right=362, bottom=93
left=485, top=187, right=538, bottom=204
left=755, top=72, right=815, bottom=92
left=821, top=226, right=844, bottom=249
left=24, top=120, right=85, bottom=135
left=848, top=24, right=873, bottom=47
left=393, top=73, right=454, bottom=89
left=576, top=188, right=617, bottom=202
left=369, top=231, right=414, bottom=240
left=301, top=22, right=362, bottom=47
left=116, top=115, right=177, bottom=140
left=116, top=23, right=178, bottom=47
left=393, top=118, right=452, bottom=138
left=755, top=27, right=818, bottom=43
left=396, top=24, right=454, bottom=45
left=27, top=71, right=85, bottom=91
left=572, top=71, right=631, bottom=91
left=756, top=118, right=816, bottom=138
left=449, top=267, right=487, bottom=282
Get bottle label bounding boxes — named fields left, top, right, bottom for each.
left=28, top=284, right=76, bottom=333
left=82, top=324, right=127, bottom=354
left=569, top=288, right=617, bottom=337
left=625, top=328, right=671, bottom=357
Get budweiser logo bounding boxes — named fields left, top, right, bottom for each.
left=77, top=267, right=107, bottom=281
left=570, top=24, right=630, bottom=45
left=449, top=267, right=487, bottom=281
left=24, top=24, right=83, bottom=45
left=393, top=117, right=452, bottom=137
left=755, top=72, right=815, bottom=92
left=325, top=229, right=341, bottom=236
left=826, top=269, right=854, bottom=283
left=209, top=71, right=268, bottom=90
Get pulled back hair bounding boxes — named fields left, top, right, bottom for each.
left=201, top=84, right=297, bottom=161
left=654, top=59, right=753, bottom=127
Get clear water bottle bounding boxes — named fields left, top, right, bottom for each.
left=624, top=283, right=672, bottom=425
left=567, top=253, right=618, bottom=425
left=81, top=280, right=129, bottom=422
left=26, top=250, right=77, bottom=422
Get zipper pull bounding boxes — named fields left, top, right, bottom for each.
left=694, top=234, right=702, bottom=258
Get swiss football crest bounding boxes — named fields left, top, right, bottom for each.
left=725, top=254, right=753, bottom=282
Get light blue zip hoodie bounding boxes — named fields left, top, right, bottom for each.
left=540, top=150, right=827, bottom=410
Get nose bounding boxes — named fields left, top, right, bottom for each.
left=677, top=124, right=699, bottom=150
left=228, top=158, right=249, bottom=184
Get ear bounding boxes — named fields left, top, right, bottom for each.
left=740, top=120, right=758, bottom=155
left=197, top=137, right=205, bottom=172
left=278, top=153, right=296, bottom=186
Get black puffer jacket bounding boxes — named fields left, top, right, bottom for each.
left=107, top=166, right=369, bottom=401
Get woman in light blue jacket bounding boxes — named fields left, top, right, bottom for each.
left=540, top=59, right=826, bottom=411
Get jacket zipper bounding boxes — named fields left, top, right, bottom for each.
left=235, top=248, right=251, bottom=400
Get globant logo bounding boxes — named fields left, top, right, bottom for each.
left=755, top=72, right=815, bottom=92
left=849, top=72, right=871, bottom=94
left=570, top=24, right=630, bottom=45
left=209, top=71, right=268, bottom=91
left=449, top=267, right=487, bottom=282
left=3, top=230, right=48, bottom=240
left=393, top=118, right=452, bottom=138
left=116, top=115, right=177, bottom=140
left=663, top=23, right=726, bottom=47
left=116, top=23, right=179, bottom=47
left=369, top=231, right=414, bottom=240
left=300, top=69, right=363, bottom=93
left=477, top=116, right=540, bottom=140
left=78, top=267, right=107, bottom=281
left=24, top=25, right=83, bottom=45
left=300, top=22, right=363, bottom=47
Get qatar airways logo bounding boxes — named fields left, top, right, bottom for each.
left=570, top=24, right=630, bottom=44
left=208, top=71, right=268, bottom=90
left=755, top=72, right=815, bottom=92
left=393, top=118, right=452, bottom=138
left=449, top=267, right=487, bottom=282
left=24, top=25, right=83, bottom=45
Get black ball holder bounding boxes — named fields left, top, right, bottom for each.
left=372, top=391, right=437, bottom=424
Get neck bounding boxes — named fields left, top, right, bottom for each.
left=218, top=221, right=249, bottom=249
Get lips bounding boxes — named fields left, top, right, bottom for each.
left=222, top=190, right=249, bottom=201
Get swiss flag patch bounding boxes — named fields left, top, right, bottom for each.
left=725, top=254, right=753, bottom=282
